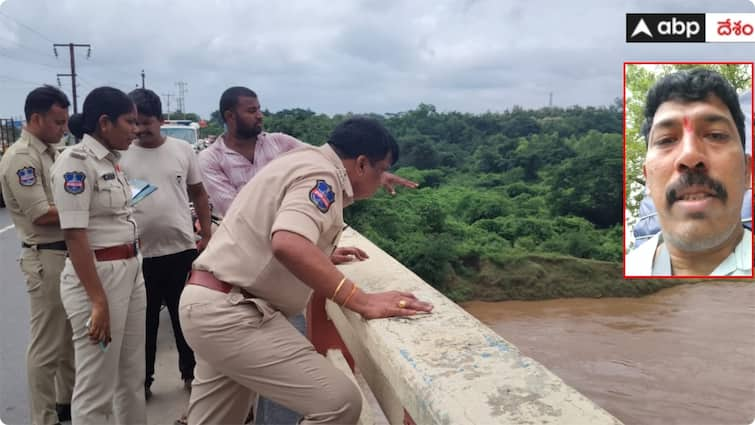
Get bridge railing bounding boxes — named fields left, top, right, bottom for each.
left=307, top=227, right=623, bottom=425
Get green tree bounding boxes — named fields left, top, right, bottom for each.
left=549, top=132, right=622, bottom=227
left=165, top=111, right=200, bottom=121
left=209, top=110, right=223, bottom=126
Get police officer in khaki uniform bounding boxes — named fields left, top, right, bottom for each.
left=50, top=86, right=145, bottom=424
left=179, top=117, right=433, bottom=424
left=0, top=85, right=75, bottom=425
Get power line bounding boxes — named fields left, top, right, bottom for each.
left=0, top=12, right=132, bottom=96
left=101, top=81, right=133, bottom=92
left=76, top=75, right=93, bottom=86
left=0, top=50, right=59, bottom=69
left=0, top=83, right=42, bottom=90
left=84, top=58, right=143, bottom=84
left=63, top=61, right=139, bottom=90
left=0, top=34, right=57, bottom=59
left=0, top=10, right=55, bottom=44
left=0, top=74, right=48, bottom=85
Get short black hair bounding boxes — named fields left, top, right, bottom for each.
left=128, top=88, right=162, bottom=118
left=327, top=116, right=399, bottom=165
left=24, top=85, right=70, bottom=121
left=219, top=86, right=257, bottom=123
left=641, top=68, right=746, bottom=149
left=67, top=86, right=134, bottom=139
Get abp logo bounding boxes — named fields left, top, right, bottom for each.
left=626, top=14, right=706, bottom=42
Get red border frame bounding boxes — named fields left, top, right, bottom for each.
left=623, top=61, right=755, bottom=279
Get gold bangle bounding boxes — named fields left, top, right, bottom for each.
left=341, top=283, right=358, bottom=307
left=332, top=277, right=347, bottom=300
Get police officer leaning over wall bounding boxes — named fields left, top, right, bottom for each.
left=179, top=116, right=434, bottom=425
left=0, top=85, right=75, bottom=425
left=50, top=86, right=146, bottom=424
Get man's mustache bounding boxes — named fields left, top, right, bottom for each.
left=666, top=171, right=728, bottom=207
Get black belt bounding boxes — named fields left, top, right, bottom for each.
left=22, top=241, right=67, bottom=251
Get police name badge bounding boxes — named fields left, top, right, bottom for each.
left=63, top=171, right=86, bottom=195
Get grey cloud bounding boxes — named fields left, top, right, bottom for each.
left=0, top=0, right=753, bottom=118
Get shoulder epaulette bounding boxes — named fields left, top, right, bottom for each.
left=14, top=144, right=31, bottom=155
left=69, top=148, right=86, bottom=160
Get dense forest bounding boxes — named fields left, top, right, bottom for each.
left=202, top=102, right=676, bottom=301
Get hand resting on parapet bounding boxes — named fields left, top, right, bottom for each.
left=349, top=290, right=434, bottom=320
left=329, top=247, right=433, bottom=318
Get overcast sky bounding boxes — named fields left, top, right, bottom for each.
left=0, top=0, right=753, bottom=119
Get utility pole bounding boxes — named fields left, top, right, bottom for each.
left=53, top=43, right=91, bottom=114
left=141, top=70, right=145, bottom=88
left=175, top=81, right=188, bottom=113
left=162, top=93, right=173, bottom=119
left=549, top=92, right=553, bottom=107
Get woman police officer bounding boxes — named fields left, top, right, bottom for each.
left=51, top=86, right=146, bottom=424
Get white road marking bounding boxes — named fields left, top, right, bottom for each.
left=0, top=224, right=15, bottom=234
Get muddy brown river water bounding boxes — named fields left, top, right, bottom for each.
left=463, top=282, right=755, bottom=425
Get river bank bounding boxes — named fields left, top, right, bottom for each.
left=446, top=254, right=706, bottom=302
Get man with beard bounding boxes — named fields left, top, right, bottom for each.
left=626, top=68, right=752, bottom=276
left=120, top=88, right=212, bottom=400
left=198, top=87, right=302, bottom=217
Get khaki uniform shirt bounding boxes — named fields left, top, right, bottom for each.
left=51, top=134, right=138, bottom=249
left=0, top=129, right=62, bottom=244
left=193, top=144, right=353, bottom=317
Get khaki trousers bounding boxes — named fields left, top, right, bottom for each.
left=19, top=248, right=75, bottom=425
left=179, top=285, right=361, bottom=425
left=60, top=255, right=146, bottom=425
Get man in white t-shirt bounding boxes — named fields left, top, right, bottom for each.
left=120, top=89, right=212, bottom=400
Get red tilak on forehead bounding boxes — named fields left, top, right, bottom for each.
left=683, top=116, right=693, bottom=132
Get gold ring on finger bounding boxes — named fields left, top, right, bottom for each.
left=398, top=299, right=407, bottom=308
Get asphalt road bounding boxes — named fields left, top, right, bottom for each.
left=0, top=208, right=31, bottom=424
left=0, top=208, right=188, bottom=425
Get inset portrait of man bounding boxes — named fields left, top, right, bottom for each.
left=625, top=65, right=753, bottom=277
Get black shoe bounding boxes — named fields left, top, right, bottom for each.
left=56, top=403, right=71, bottom=422
left=145, top=384, right=152, bottom=401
